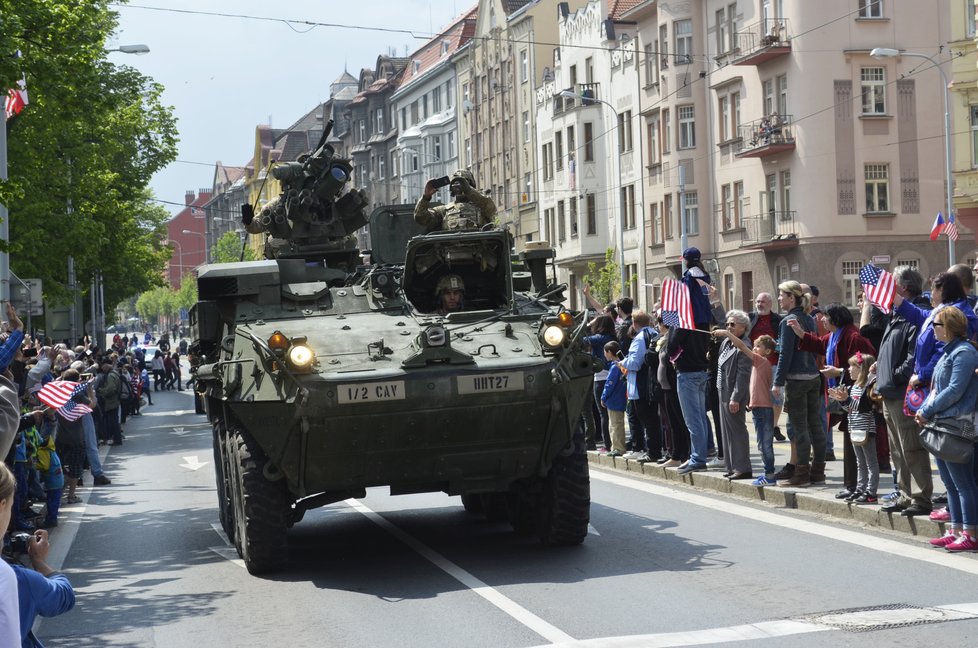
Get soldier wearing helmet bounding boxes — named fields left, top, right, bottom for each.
left=414, top=169, right=497, bottom=232
left=434, top=274, right=465, bottom=315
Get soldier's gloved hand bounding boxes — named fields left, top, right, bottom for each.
left=241, top=204, right=255, bottom=227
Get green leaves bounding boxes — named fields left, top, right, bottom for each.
left=210, top=231, right=257, bottom=264
left=583, top=249, right=621, bottom=305
left=0, top=1, right=178, bottom=307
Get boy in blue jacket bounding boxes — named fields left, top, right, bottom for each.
left=601, top=341, right=628, bottom=456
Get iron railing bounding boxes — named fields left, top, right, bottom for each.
left=737, top=114, right=795, bottom=152
left=735, top=18, right=791, bottom=57
left=741, top=210, right=796, bottom=245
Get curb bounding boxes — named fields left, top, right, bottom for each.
left=588, top=452, right=946, bottom=539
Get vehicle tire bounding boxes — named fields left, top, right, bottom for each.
left=506, top=491, right=538, bottom=536
left=230, top=428, right=290, bottom=574
left=460, top=494, right=483, bottom=514
left=538, top=431, right=590, bottom=546
left=213, top=422, right=234, bottom=542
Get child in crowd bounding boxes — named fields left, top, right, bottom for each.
left=40, top=435, right=64, bottom=528
left=600, top=341, right=628, bottom=457
left=712, top=330, right=777, bottom=486
left=829, top=352, right=880, bottom=504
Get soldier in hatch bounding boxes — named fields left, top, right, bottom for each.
left=434, top=274, right=466, bottom=316
left=414, top=169, right=497, bottom=231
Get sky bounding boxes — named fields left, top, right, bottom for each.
left=111, top=0, right=469, bottom=215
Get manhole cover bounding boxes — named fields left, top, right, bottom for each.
left=805, top=603, right=976, bottom=633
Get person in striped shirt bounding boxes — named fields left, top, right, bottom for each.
left=829, top=352, right=880, bottom=504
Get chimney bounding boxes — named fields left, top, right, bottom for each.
left=185, top=190, right=195, bottom=205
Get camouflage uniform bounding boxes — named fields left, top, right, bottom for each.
left=414, top=170, right=497, bottom=231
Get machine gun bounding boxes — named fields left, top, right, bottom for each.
left=242, top=119, right=369, bottom=264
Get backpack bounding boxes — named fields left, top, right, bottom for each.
left=120, top=374, right=133, bottom=402
left=635, top=328, right=660, bottom=399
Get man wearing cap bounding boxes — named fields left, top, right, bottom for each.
left=433, top=274, right=466, bottom=316
left=414, top=169, right=497, bottom=232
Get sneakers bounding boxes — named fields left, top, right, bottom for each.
left=930, top=507, right=951, bottom=521
left=930, top=530, right=959, bottom=547
left=852, top=492, right=878, bottom=504
left=93, top=474, right=112, bottom=486
left=607, top=450, right=623, bottom=458
left=706, top=456, right=724, bottom=469
left=773, top=463, right=795, bottom=481
left=677, top=463, right=707, bottom=475
left=946, top=532, right=978, bottom=553
left=835, top=488, right=856, bottom=500
left=752, top=475, right=777, bottom=487
left=662, top=459, right=682, bottom=468
left=622, top=450, right=643, bottom=460
left=881, top=491, right=902, bottom=503
left=635, top=453, right=653, bottom=464
left=656, top=456, right=670, bottom=465
left=845, top=489, right=865, bottom=502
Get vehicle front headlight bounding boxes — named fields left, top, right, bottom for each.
left=287, top=344, right=315, bottom=368
left=542, top=325, right=566, bottom=347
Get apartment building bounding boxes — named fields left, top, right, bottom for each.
left=392, top=8, right=477, bottom=206
left=952, top=0, right=978, bottom=249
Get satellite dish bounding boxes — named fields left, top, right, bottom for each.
left=462, top=99, right=474, bottom=113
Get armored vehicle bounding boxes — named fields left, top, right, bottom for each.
left=191, top=125, right=594, bottom=574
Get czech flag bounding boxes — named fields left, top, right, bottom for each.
left=930, top=212, right=945, bottom=241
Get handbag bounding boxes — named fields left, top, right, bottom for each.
left=849, top=427, right=869, bottom=446
left=919, top=416, right=976, bottom=464
left=903, top=384, right=929, bottom=416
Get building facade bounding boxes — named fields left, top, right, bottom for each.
left=165, top=189, right=211, bottom=289
left=952, top=0, right=978, bottom=256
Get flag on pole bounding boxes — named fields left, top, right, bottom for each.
left=36, top=380, right=86, bottom=410
left=944, top=213, right=960, bottom=242
left=930, top=212, right=945, bottom=241
left=859, top=264, right=896, bottom=314
left=661, top=278, right=695, bottom=329
left=4, top=78, right=27, bottom=119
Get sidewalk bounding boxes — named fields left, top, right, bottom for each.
left=590, top=418, right=948, bottom=541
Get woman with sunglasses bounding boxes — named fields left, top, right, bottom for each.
left=710, top=310, right=755, bottom=479
left=913, top=306, right=978, bottom=552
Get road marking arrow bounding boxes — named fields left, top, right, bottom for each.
left=172, top=427, right=185, bottom=434
left=179, top=456, right=208, bottom=471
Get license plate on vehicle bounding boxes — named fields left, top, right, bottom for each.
left=337, top=381, right=406, bottom=404
left=456, top=372, right=524, bottom=395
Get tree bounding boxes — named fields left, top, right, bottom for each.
left=582, top=248, right=621, bottom=305
left=210, top=231, right=256, bottom=263
left=0, top=1, right=178, bottom=307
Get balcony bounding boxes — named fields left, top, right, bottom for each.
left=732, top=18, right=791, bottom=65
left=553, top=83, right=601, bottom=117
left=735, top=114, right=795, bottom=158
left=741, top=211, right=798, bottom=250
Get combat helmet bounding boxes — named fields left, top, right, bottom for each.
left=451, top=169, right=476, bottom=189
left=435, top=274, right=465, bottom=296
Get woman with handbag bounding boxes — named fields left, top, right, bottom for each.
left=913, top=306, right=978, bottom=552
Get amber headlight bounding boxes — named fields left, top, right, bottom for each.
left=542, top=325, right=566, bottom=347
left=287, top=344, right=314, bottom=368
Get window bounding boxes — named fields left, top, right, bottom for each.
left=626, top=264, right=638, bottom=299
left=763, top=79, right=775, bottom=117
left=731, top=91, right=741, bottom=139
left=674, top=20, right=692, bottom=63
left=586, top=194, right=597, bottom=234
left=664, top=194, right=674, bottom=239
left=570, top=198, right=579, bottom=238
left=716, top=8, right=727, bottom=54
left=718, top=96, right=729, bottom=142
left=400, top=107, right=407, bottom=131
left=432, top=135, right=442, bottom=161
left=464, top=138, right=471, bottom=166
left=896, top=258, right=919, bottom=270
left=777, top=74, right=788, bottom=116
left=647, top=119, right=660, bottom=164
left=462, top=83, right=470, bottom=105
left=555, top=132, right=564, bottom=171
left=662, top=109, right=671, bottom=153
left=522, top=111, right=530, bottom=142
left=644, top=42, right=655, bottom=85
left=843, top=260, right=867, bottom=307
left=776, top=264, right=789, bottom=289
left=378, top=157, right=385, bottom=180
left=542, top=143, right=554, bottom=181
left=618, top=110, right=633, bottom=153
left=969, top=0, right=977, bottom=38
left=543, top=207, right=554, bottom=242
left=523, top=173, right=531, bottom=204
left=567, top=126, right=575, bottom=160
left=780, top=170, right=791, bottom=215
left=432, top=88, right=441, bottom=113
left=376, top=108, right=383, bottom=133
left=445, top=79, right=454, bottom=109
left=865, top=163, right=889, bottom=212
left=410, top=152, right=419, bottom=172
left=683, top=191, right=699, bottom=235
left=734, top=181, right=745, bottom=226
left=557, top=200, right=566, bottom=242
left=650, top=203, right=662, bottom=244
left=659, top=24, right=669, bottom=69
left=721, top=184, right=734, bottom=229
left=622, top=184, right=636, bottom=230
left=678, top=105, right=695, bottom=149
left=861, top=67, right=886, bottom=114
left=858, top=0, right=883, bottom=18
left=391, top=151, right=398, bottom=178
left=447, top=132, right=456, bottom=160
left=411, top=100, right=419, bottom=125
left=520, top=50, right=529, bottom=83
left=728, top=2, right=738, bottom=50
left=972, top=106, right=978, bottom=168
left=584, top=122, right=594, bottom=161
left=359, top=120, right=366, bottom=143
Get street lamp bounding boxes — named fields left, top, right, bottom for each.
left=559, top=90, right=627, bottom=298
left=106, top=44, right=150, bottom=55
left=181, top=229, right=207, bottom=269
left=871, top=47, right=954, bottom=265
left=167, top=239, right=185, bottom=279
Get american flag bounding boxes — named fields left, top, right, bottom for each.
left=661, top=278, right=695, bottom=329
left=36, top=380, right=85, bottom=410
left=57, top=399, right=92, bottom=422
left=859, top=264, right=896, bottom=314
left=945, top=213, right=960, bottom=242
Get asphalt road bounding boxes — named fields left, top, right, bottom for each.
left=32, top=388, right=978, bottom=647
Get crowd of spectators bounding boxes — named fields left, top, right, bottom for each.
left=583, top=251, right=978, bottom=555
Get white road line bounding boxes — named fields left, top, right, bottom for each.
left=346, top=499, right=575, bottom=645
left=591, top=469, right=978, bottom=577
left=532, top=619, right=829, bottom=648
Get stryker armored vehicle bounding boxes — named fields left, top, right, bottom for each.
left=190, top=122, right=594, bottom=574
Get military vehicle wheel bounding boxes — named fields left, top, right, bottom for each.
left=538, top=434, right=590, bottom=546
left=213, top=422, right=235, bottom=542
left=460, top=494, right=483, bottom=514
left=230, top=429, right=290, bottom=574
